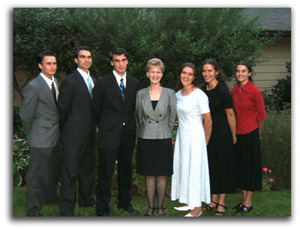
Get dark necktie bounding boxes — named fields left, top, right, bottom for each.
left=120, top=78, right=125, bottom=100
left=51, top=82, right=56, bottom=102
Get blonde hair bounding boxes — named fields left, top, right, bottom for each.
left=145, top=58, right=165, bottom=73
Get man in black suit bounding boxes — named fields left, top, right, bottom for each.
left=92, top=48, right=139, bottom=216
left=58, top=46, right=96, bottom=216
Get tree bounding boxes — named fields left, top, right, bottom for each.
left=270, top=62, right=291, bottom=110
left=13, top=8, right=279, bottom=99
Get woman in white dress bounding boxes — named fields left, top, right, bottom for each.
left=171, top=62, right=212, bottom=217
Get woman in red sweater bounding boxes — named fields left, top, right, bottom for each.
left=231, top=61, right=266, bottom=213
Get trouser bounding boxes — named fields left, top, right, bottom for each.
left=26, top=145, right=60, bottom=216
left=96, top=131, right=134, bottom=215
left=59, top=144, right=96, bottom=216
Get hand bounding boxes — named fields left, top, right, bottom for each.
left=233, top=135, right=237, bottom=144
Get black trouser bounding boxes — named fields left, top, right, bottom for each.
left=26, top=145, right=59, bottom=216
left=59, top=144, right=96, bottom=216
left=96, top=131, right=134, bottom=215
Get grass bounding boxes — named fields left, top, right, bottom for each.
left=13, top=187, right=291, bottom=217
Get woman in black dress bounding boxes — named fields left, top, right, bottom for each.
left=136, top=58, right=177, bottom=216
left=201, top=59, right=236, bottom=215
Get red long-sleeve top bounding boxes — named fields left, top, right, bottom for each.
left=231, top=81, right=266, bottom=135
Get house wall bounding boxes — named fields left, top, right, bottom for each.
left=227, top=37, right=291, bottom=92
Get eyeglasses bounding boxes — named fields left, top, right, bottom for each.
left=149, top=71, right=162, bottom=75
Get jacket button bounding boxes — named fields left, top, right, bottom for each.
left=159, top=114, right=162, bottom=116
left=147, top=115, right=149, bottom=118
left=149, top=121, right=151, bottom=123
left=156, top=121, right=159, bottom=123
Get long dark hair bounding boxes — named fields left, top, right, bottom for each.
left=201, top=59, right=226, bottom=84
left=235, top=60, right=253, bottom=83
left=176, top=62, right=199, bottom=91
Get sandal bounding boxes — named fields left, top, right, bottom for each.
left=215, top=203, right=227, bottom=216
left=157, top=207, right=166, bottom=216
left=144, top=207, right=155, bottom=216
left=232, top=202, right=243, bottom=210
left=237, top=204, right=253, bottom=213
left=203, top=201, right=218, bottom=211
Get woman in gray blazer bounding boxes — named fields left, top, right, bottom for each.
left=136, top=58, right=177, bottom=216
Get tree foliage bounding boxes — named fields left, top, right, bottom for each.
left=13, top=8, right=279, bottom=97
left=270, top=62, right=291, bottom=110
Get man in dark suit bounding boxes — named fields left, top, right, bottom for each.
left=19, top=51, right=60, bottom=216
left=58, top=46, right=96, bottom=216
left=92, top=48, right=139, bottom=216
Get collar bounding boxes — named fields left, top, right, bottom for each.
left=77, top=67, right=90, bottom=80
left=40, top=72, right=55, bottom=88
left=233, top=80, right=252, bottom=93
left=113, top=70, right=126, bottom=87
left=239, top=80, right=252, bottom=92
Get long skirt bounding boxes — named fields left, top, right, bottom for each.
left=235, top=128, right=262, bottom=191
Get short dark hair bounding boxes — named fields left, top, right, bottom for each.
left=74, top=46, right=93, bottom=59
left=37, top=51, right=56, bottom=65
left=176, top=62, right=199, bottom=91
left=109, top=48, right=129, bottom=61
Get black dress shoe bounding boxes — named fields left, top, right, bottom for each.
left=46, top=202, right=59, bottom=206
left=118, top=203, right=139, bottom=214
left=96, top=211, right=109, bottom=216
left=79, top=203, right=96, bottom=208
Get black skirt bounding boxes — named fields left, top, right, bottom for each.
left=136, top=137, right=173, bottom=176
left=235, top=128, right=262, bottom=191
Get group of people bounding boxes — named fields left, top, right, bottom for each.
left=19, top=46, right=266, bottom=217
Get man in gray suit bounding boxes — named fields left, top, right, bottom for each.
left=19, top=51, right=60, bottom=216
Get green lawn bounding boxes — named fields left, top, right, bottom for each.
left=13, top=187, right=291, bottom=217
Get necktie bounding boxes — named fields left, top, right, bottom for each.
left=51, top=82, right=56, bottom=102
left=87, top=76, right=93, bottom=98
left=120, top=78, right=125, bottom=100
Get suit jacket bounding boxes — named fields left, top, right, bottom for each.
left=19, top=74, right=59, bottom=148
left=136, top=87, right=177, bottom=139
left=57, top=70, right=96, bottom=146
left=92, top=72, right=139, bottom=152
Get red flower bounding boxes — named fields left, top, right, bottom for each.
left=262, top=167, right=268, bottom=172
left=172, top=141, right=175, bottom=146
left=13, top=135, right=19, bottom=139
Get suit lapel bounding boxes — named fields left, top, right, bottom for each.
left=144, top=87, right=165, bottom=119
left=74, top=70, right=91, bottom=100
left=37, top=74, right=56, bottom=108
left=124, top=75, right=135, bottom=103
left=108, top=73, right=123, bottom=101
left=154, top=87, right=165, bottom=112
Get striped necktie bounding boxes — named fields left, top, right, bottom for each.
left=51, top=81, right=56, bottom=102
left=120, top=78, right=125, bottom=100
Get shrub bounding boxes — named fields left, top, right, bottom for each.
left=269, top=62, right=291, bottom=110
left=13, top=137, right=30, bottom=187
left=13, top=106, right=25, bottom=138
left=261, top=108, right=291, bottom=189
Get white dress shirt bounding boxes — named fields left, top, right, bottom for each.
left=77, top=67, right=94, bottom=89
left=40, top=72, right=58, bottom=100
left=113, top=70, right=126, bottom=88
